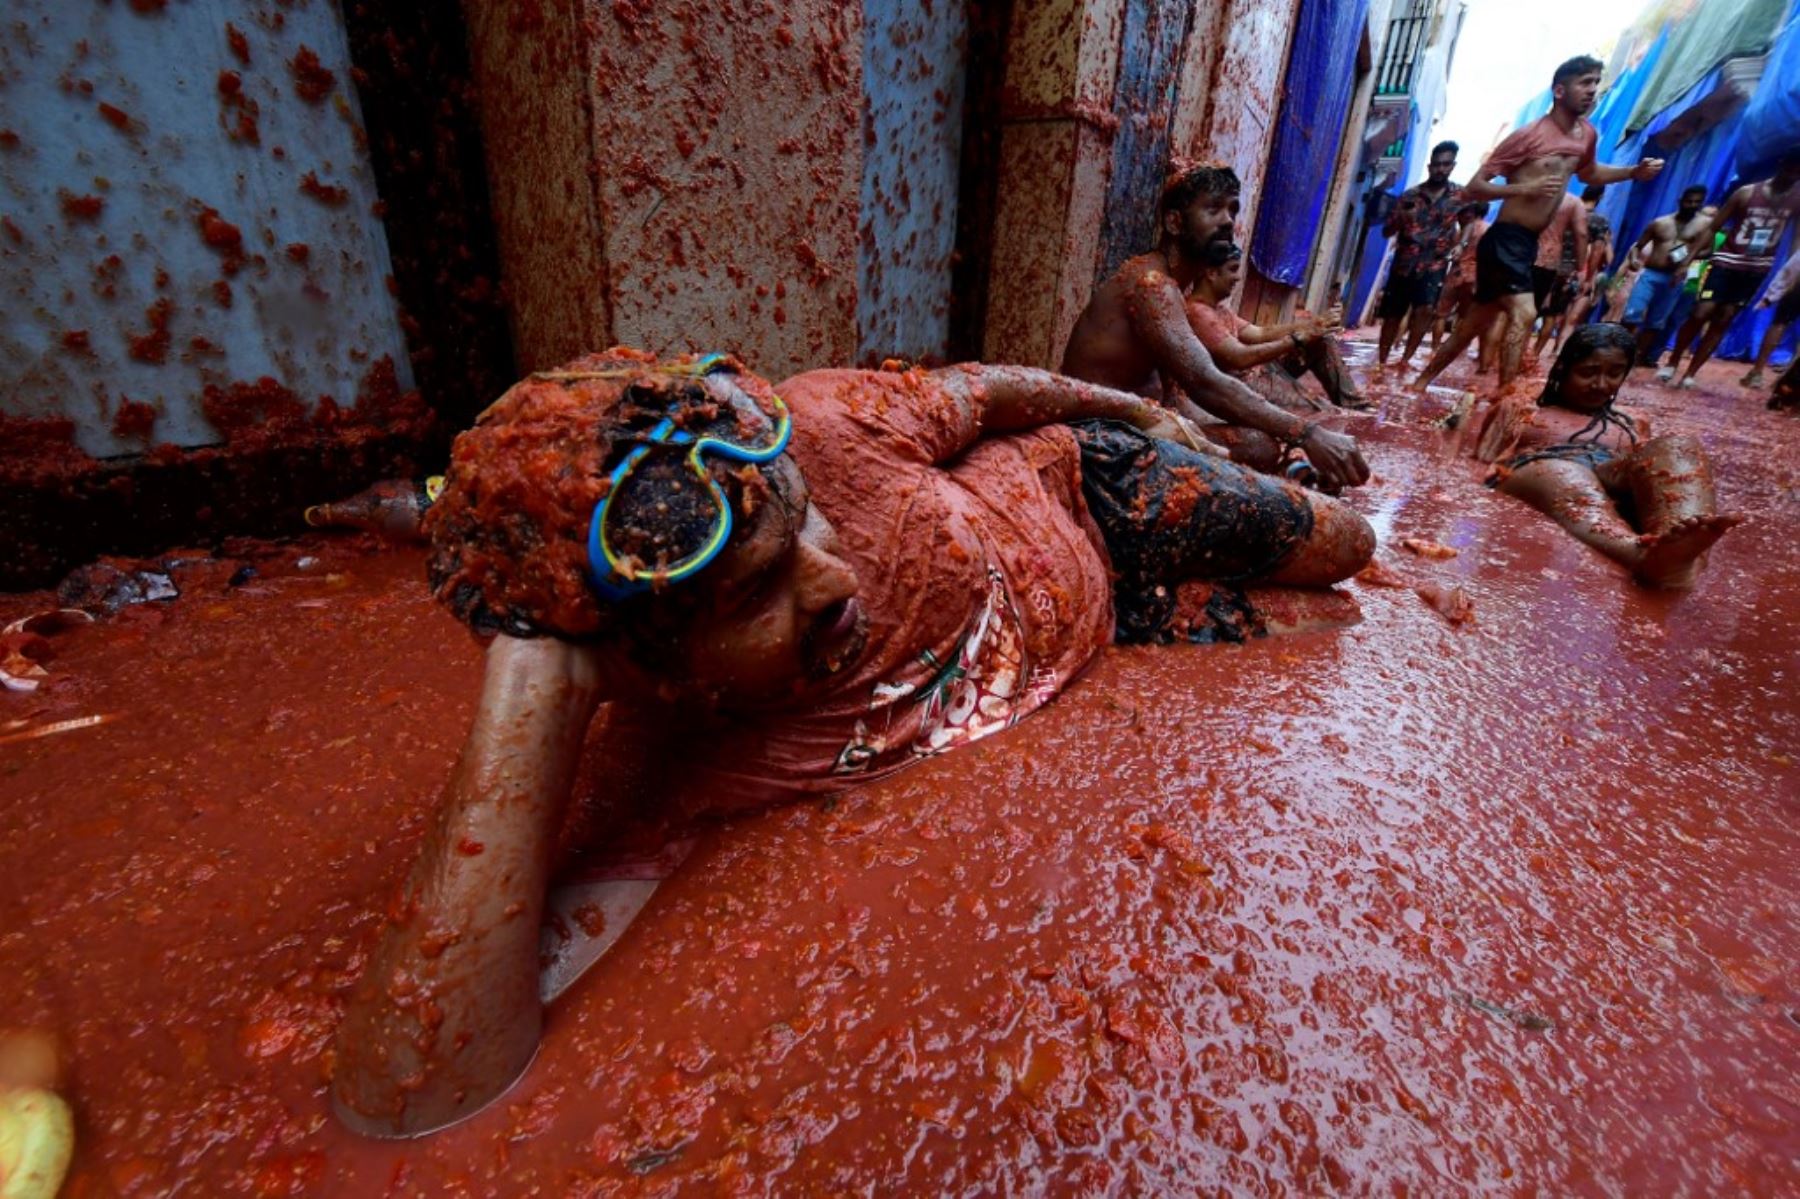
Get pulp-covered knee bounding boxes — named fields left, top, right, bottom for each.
left=1219, top=427, right=1283, bottom=472
left=1269, top=497, right=1374, bottom=586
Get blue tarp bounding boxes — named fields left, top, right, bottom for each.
left=1490, top=13, right=1798, bottom=366
left=1250, top=0, right=1370, bottom=285
left=1737, top=12, right=1800, bottom=177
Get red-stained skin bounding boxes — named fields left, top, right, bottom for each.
left=2, top=347, right=1794, bottom=1195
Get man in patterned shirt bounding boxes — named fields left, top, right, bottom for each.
left=1377, top=141, right=1463, bottom=367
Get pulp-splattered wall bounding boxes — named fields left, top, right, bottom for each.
left=0, top=0, right=414, bottom=457
left=857, top=0, right=969, bottom=365
left=1190, top=0, right=1304, bottom=260
left=464, top=0, right=866, bottom=380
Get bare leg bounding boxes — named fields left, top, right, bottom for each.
left=1496, top=292, right=1537, bottom=388
left=1634, top=323, right=1664, bottom=368
left=1742, top=318, right=1791, bottom=385
left=1500, top=449, right=1736, bottom=587
left=1664, top=304, right=1712, bottom=374
left=1476, top=309, right=1503, bottom=374
left=1377, top=313, right=1403, bottom=364
left=1678, top=305, right=1743, bottom=384
left=1399, top=306, right=1434, bottom=363
left=1531, top=308, right=1560, bottom=361
left=333, top=636, right=607, bottom=1137
left=1260, top=491, right=1376, bottom=585
left=1414, top=299, right=1501, bottom=391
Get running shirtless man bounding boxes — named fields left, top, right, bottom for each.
left=1622, top=184, right=1711, bottom=365
left=1062, top=163, right=1371, bottom=491
left=1411, top=55, right=1664, bottom=394
left=1662, top=156, right=1800, bottom=389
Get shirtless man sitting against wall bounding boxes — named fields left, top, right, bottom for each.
left=1061, top=163, right=1371, bottom=492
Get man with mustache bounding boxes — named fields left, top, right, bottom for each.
left=1062, top=163, right=1370, bottom=492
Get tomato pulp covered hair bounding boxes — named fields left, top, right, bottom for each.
left=424, top=349, right=786, bottom=639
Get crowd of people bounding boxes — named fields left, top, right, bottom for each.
left=313, top=54, right=1775, bottom=1139
left=1372, top=57, right=1798, bottom=409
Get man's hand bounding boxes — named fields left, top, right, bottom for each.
left=1318, top=303, right=1345, bottom=333
left=1530, top=176, right=1567, bottom=200
left=1301, top=425, right=1370, bottom=490
left=1632, top=158, right=1665, bottom=183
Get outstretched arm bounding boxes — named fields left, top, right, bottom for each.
left=1124, top=272, right=1371, bottom=488
left=333, top=635, right=610, bottom=1137
left=1579, top=157, right=1664, bottom=186
left=1691, top=186, right=1748, bottom=246
left=931, top=364, right=1221, bottom=454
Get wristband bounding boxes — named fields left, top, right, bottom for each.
left=1285, top=420, right=1316, bottom=449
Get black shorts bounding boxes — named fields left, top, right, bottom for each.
left=1475, top=222, right=1539, bottom=304
left=1776, top=287, right=1800, bottom=327
left=1530, top=267, right=1559, bottom=311
left=1700, top=265, right=1769, bottom=308
left=1072, top=420, right=1314, bottom=645
left=1378, top=269, right=1445, bottom=319
left=1534, top=270, right=1575, bottom=317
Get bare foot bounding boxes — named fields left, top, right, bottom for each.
left=1632, top=513, right=1741, bottom=587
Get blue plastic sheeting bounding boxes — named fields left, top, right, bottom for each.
left=1490, top=19, right=1797, bottom=367
left=1347, top=221, right=1390, bottom=326
left=1599, top=50, right=1797, bottom=366
left=1622, top=0, right=1789, bottom=132
left=1249, top=0, right=1370, bottom=285
left=1737, top=12, right=1800, bottom=178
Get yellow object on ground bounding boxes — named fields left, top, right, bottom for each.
left=0, top=1088, right=72, bottom=1199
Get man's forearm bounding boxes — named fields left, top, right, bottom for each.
left=946, top=364, right=1159, bottom=432
left=1179, top=363, right=1307, bottom=440
left=1583, top=162, right=1635, bottom=185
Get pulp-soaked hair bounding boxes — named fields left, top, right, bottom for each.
left=1680, top=183, right=1708, bottom=202
left=1540, top=323, right=1637, bottom=410
left=1581, top=183, right=1606, bottom=202
left=1430, top=140, right=1459, bottom=159
left=1199, top=240, right=1243, bottom=269
left=424, top=348, right=786, bottom=641
left=1553, top=55, right=1603, bottom=88
left=1160, top=162, right=1241, bottom=215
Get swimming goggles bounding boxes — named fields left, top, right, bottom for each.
left=576, top=355, right=792, bottom=600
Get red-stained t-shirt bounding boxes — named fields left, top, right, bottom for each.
left=1481, top=114, right=1597, bottom=184
left=603, top=369, right=1116, bottom=810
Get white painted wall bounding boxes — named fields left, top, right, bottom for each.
left=0, top=0, right=411, bottom=457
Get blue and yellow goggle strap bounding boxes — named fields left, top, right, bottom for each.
left=582, top=357, right=791, bottom=600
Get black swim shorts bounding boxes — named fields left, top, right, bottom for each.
left=1071, top=419, right=1314, bottom=644
left=1378, top=269, right=1446, bottom=320
left=1488, top=441, right=1616, bottom=486
left=1699, top=265, right=1769, bottom=308
left=1475, top=222, right=1539, bottom=304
